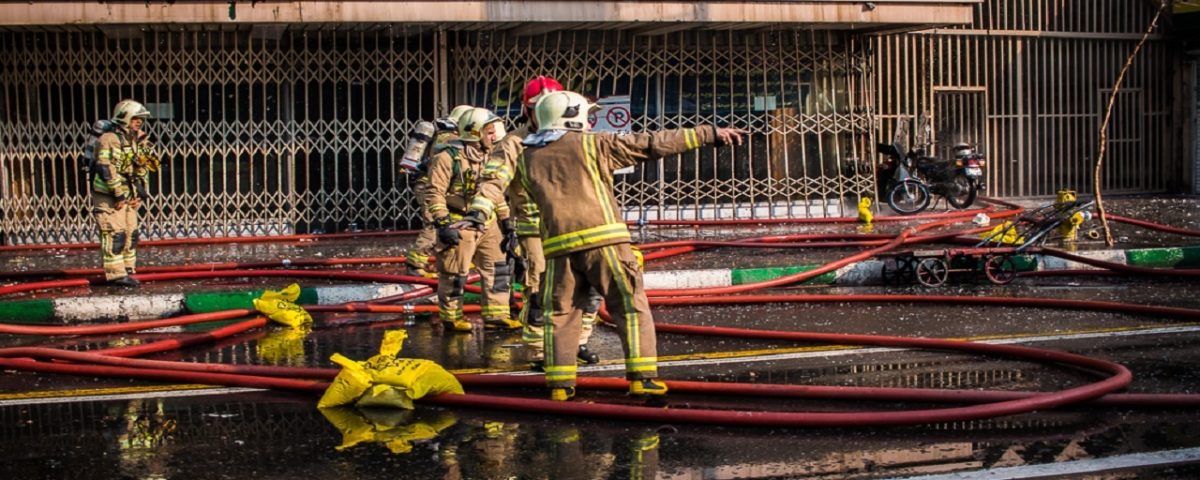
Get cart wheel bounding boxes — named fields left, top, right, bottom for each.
left=984, top=254, right=1017, bottom=285
left=915, top=258, right=949, bottom=287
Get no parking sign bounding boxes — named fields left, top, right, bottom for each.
left=589, top=95, right=635, bottom=173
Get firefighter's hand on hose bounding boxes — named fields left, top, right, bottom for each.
left=715, top=127, right=750, bottom=147
left=435, top=217, right=461, bottom=246
left=499, top=218, right=518, bottom=254
left=449, top=210, right=487, bottom=232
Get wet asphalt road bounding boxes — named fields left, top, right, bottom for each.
left=2, top=196, right=1200, bottom=479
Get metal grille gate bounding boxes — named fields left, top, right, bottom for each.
left=0, top=1, right=1182, bottom=245
left=452, top=30, right=875, bottom=221
left=0, top=27, right=874, bottom=244
left=872, top=0, right=1177, bottom=197
left=0, top=28, right=437, bottom=245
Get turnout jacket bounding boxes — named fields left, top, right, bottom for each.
left=423, top=141, right=508, bottom=222
left=93, top=129, right=153, bottom=201
left=518, top=125, right=718, bottom=258
left=468, top=123, right=542, bottom=237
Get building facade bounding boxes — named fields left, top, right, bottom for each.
left=0, top=1, right=1184, bottom=244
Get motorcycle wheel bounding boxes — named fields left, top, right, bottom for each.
left=946, top=174, right=978, bottom=209
left=886, top=179, right=931, bottom=215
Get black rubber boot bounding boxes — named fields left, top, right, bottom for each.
left=110, top=276, right=140, bottom=288
left=576, top=345, right=600, bottom=365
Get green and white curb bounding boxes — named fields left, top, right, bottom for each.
left=643, top=244, right=1200, bottom=289
left=0, top=283, right=425, bottom=324
left=1, top=245, right=1194, bottom=324
left=643, top=265, right=836, bottom=289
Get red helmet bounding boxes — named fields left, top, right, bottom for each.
left=522, top=76, right=564, bottom=117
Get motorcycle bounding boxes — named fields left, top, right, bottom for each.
left=876, top=119, right=986, bottom=214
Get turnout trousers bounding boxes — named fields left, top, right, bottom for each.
left=542, top=243, right=656, bottom=389
left=436, top=224, right=512, bottom=325
left=519, top=236, right=598, bottom=359
left=92, top=193, right=139, bottom=281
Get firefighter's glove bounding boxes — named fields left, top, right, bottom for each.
left=500, top=218, right=519, bottom=255
left=434, top=217, right=461, bottom=247
left=449, top=210, right=487, bottom=232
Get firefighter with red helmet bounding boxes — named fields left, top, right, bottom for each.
left=460, top=76, right=602, bottom=369
left=91, top=99, right=156, bottom=287
left=425, top=107, right=521, bottom=332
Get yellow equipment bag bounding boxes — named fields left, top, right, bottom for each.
left=255, top=327, right=309, bottom=366
left=980, top=221, right=1025, bottom=245
left=253, top=283, right=312, bottom=329
left=318, top=406, right=458, bottom=453
left=317, top=330, right=464, bottom=410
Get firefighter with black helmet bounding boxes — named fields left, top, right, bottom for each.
left=92, top=99, right=156, bottom=287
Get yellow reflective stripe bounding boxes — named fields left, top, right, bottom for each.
left=684, top=128, right=698, bottom=150
left=439, top=309, right=463, bottom=321
left=482, top=162, right=513, bottom=183
left=544, top=365, right=577, bottom=383
left=427, top=203, right=449, bottom=215
left=542, top=256, right=558, bottom=362
left=480, top=305, right=509, bottom=317
left=516, top=223, right=540, bottom=237
left=582, top=134, right=618, bottom=224
left=542, top=222, right=630, bottom=257
left=468, top=196, right=495, bottom=217
left=601, top=245, right=641, bottom=357
left=625, top=357, right=658, bottom=373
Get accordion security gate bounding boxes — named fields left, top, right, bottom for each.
left=0, top=27, right=873, bottom=244
left=872, top=0, right=1178, bottom=197
left=0, top=28, right=440, bottom=245
left=0, top=0, right=1183, bottom=245
left=452, top=30, right=875, bottom=223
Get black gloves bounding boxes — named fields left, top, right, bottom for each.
left=500, top=218, right=518, bottom=254
left=434, top=216, right=461, bottom=246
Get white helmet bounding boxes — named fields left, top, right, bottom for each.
left=436, top=104, right=475, bottom=132
left=534, top=91, right=597, bottom=132
left=457, top=107, right=506, bottom=142
left=111, top=99, right=151, bottom=126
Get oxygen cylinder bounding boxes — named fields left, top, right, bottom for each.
left=399, top=121, right=437, bottom=172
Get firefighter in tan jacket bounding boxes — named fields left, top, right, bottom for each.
left=404, top=104, right=474, bottom=277
left=519, top=91, right=746, bottom=400
left=461, top=76, right=602, bottom=368
left=92, top=99, right=156, bottom=287
left=425, top=107, right=522, bottom=332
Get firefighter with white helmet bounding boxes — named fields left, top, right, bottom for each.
left=91, top=99, right=156, bottom=287
left=519, top=90, right=748, bottom=401
left=460, top=76, right=604, bottom=369
left=404, top=104, right=474, bottom=278
left=424, top=107, right=521, bottom=332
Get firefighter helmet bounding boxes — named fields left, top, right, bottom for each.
left=111, top=99, right=151, bottom=126
left=435, top=104, right=474, bottom=132
left=457, top=108, right=506, bottom=143
left=534, top=91, right=597, bottom=132
left=522, top=76, right=564, bottom=119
